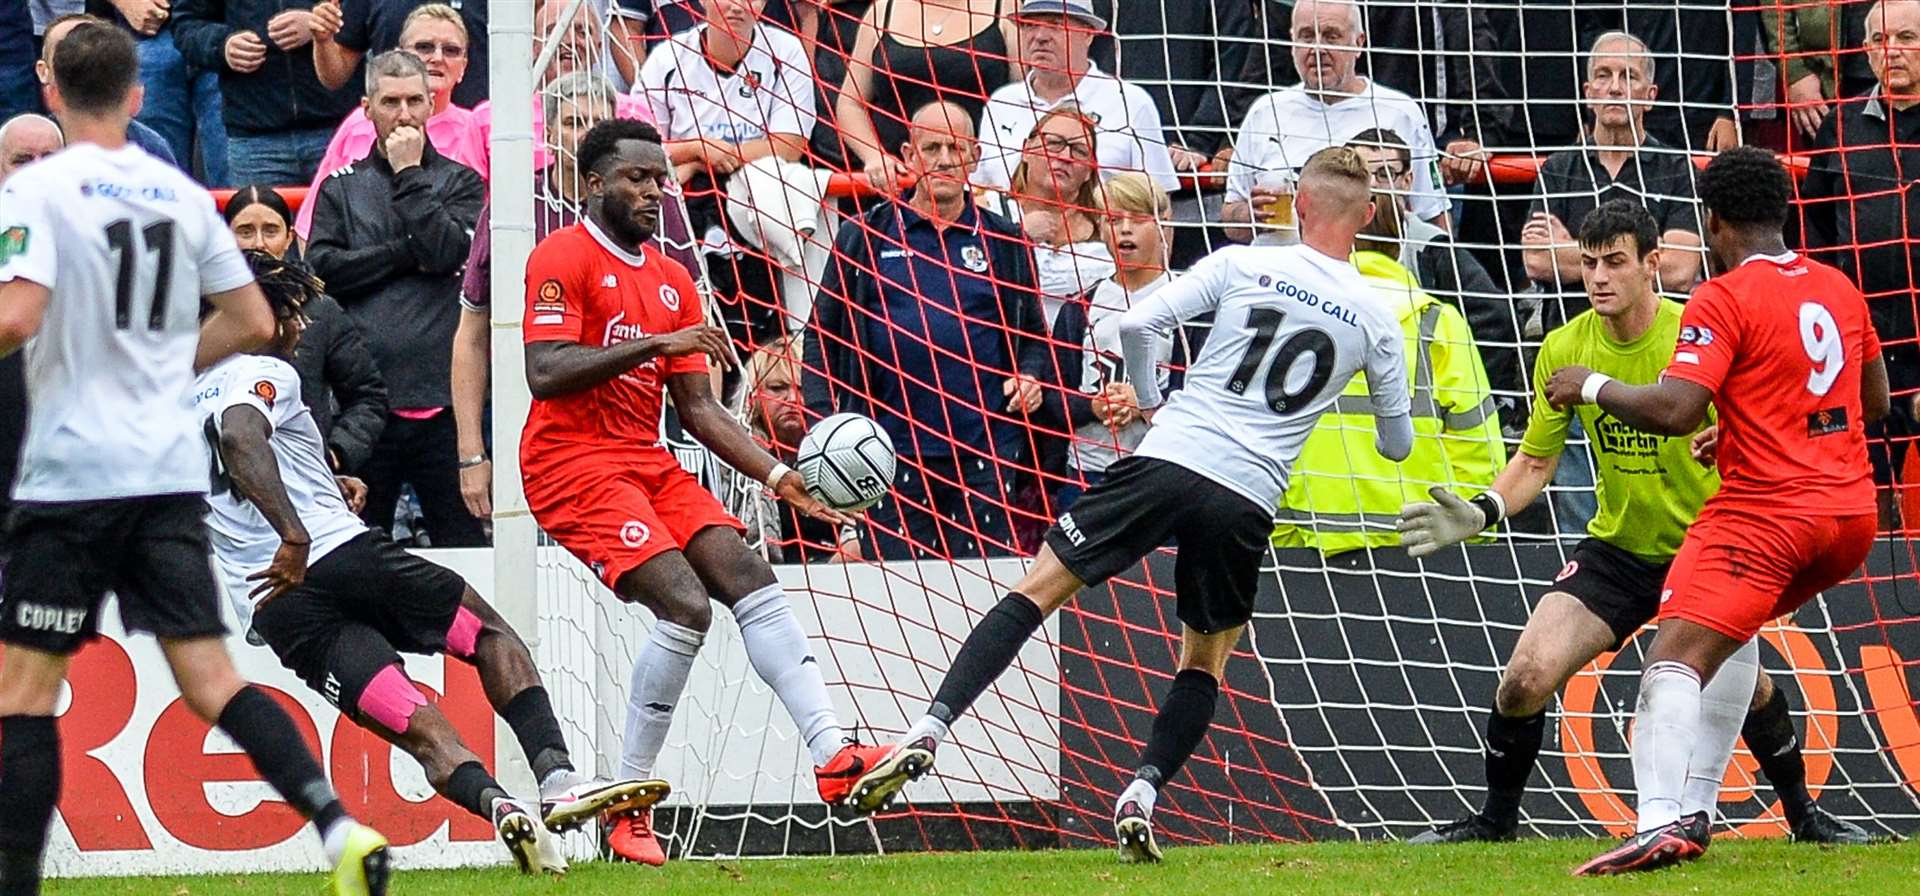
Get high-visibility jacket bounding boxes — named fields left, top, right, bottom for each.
left=1271, top=251, right=1507, bottom=554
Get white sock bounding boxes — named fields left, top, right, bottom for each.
left=1118, top=778, right=1157, bottom=818
left=1681, top=638, right=1762, bottom=818
left=1632, top=660, right=1703, bottom=832
left=540, top=766, right=586, bottom=798
left=732, top=584, right=845, bottom=766
left=619, top=619, right=704, bottom=780
left=904, top=714, right=950, bottom=749
left=320, top=818, right=354, bottom=865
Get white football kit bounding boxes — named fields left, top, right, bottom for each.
left=0, top=143, right=254, bottom=501
left=1121, top=244, right=1413, bottom=511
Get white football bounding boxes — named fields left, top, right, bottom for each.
left=796, top=413, right=897, bottom=511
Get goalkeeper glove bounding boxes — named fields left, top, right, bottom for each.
left=1397, top=486, right=1503, bottom=559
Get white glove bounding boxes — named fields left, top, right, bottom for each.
left=1397, top=486, right=1486, bottom=559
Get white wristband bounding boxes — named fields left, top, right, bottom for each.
left=1580, top=372, right=1615, bottom=405
left=765, top=462, right=793, bottom=491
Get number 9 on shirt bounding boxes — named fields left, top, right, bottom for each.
left=797, top=413, right=896, bottom=511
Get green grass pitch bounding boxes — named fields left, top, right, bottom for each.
left=40, top=840, right=1920, bottom=895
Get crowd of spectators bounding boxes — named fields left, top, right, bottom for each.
left=6, top=0, right=1920, bottom=557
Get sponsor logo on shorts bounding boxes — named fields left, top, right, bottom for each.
left=620, top=520, right=651, bottom=548
left=322, top=672, right=342, bottom=707
left=1057, top=512, right=1086, bottom=547
left=250, top=380, right=277, bottom=409
left=13, top=601, right=84, bottom=634
left=1555, top=560, right=1579, bottom=582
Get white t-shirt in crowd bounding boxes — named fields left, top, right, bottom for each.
left=1122, top=244, right=1410, bottom=511
left=195, top=355, right=368, bottom=627
left=1072, top=272, right=1172, bottom=476
left=0, top=143, right=255, bottom=502
left=974, top=64, right=1181, bottom=193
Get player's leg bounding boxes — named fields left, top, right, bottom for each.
left=1741, top=672, right=1875, bottom=843
left=1678, top=636, right=1764, bottom=846
left=1413, top=591, right=1616, bottom=843
left=1115, top=624, right=1240, bottom=864
left=0, top=646, right=72, bottom=894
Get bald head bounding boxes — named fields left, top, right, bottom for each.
left=903, top=100, right=977, bottom=204
left=0, top=115, right=62, bottom=184
left=906, top=100, right=974, bottom=149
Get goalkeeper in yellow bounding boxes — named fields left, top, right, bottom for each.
left=1399, top=200, right=1871, bottom=846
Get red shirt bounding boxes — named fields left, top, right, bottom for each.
left=520, top=221, right=706, bottom=457
left=1663, top=252, right=1881, bottom=515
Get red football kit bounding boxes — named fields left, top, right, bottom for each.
left=1658, top=251, right=1880, bottom=641
left=520, top=220, right=742, bottom=588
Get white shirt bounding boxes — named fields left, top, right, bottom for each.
left=1226, top=79, right=1448, bottom=239
left=974, top=64, right=1181, bottom=193
left=0, top=143, right=254, bottom=502
left=1072, top=272, right=1172, bottom=476
left=1122, top=244, right=1410, bottom=511
left=637, top=23, right=817, bottom=148
left=194, top=355, right=367, bottom=628
left=975, top=191, right=1116, bottom=327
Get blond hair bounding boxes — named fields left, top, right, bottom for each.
left=746, top=335, right=802, bottom=438
left=1011, top=103, right=1102, bottom=216
left=1095, top=171, right=1171, bottom=220
left=402, top=3, right=469, bottom=42
left=1298, top=145, right=1373, bottom=219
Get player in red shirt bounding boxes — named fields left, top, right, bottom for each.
left=1545, top=147, right=1890, bottom=875
left=519, top=119, right=887, bottom=866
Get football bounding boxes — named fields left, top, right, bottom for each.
left=796, top=413, right=896, bottom=511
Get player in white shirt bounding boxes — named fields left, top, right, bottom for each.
left=0, top=24, right=389, bottom=896
left=846, top=148, right=1415, bottom=864
left=199, top=255, right=657, bottom=876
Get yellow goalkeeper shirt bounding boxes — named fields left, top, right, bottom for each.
left=1517, top=299, right=1719, bottom=561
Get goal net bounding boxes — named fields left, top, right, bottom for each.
left=489, top=0, right=1920, bottom=860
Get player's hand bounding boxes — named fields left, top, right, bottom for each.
left=1690, top=425, right=1719, bottom=468
left=1544, top=364, right=1596, bottom=410
left=336, top=475, right=368, bottom=514
left=249, top=540, right=310, bottom=605
left=1440, top=138, right=1489, bottom=185
left=385, top=125, right=426, bottom=171
left=266, top=9, right=315, bottom=51
left=310, top=0, right=344, bottom=43
left=1003, top=374, right=1043, bottom=414
left=224, top=31, right=269, bottom=73
left=774, top=470, right=854, bottom=527
left=648, top=324, right=738, bottom=369
left=458, top=461, right=491, bottom=518
left=112, top=0, right=169, bottom=36
left=1397, top=487, right=1487, bottom=558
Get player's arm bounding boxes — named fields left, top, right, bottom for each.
left=0, top=278, right=50, bottom=356
left=523, top=324, right=733, bottom=399
left=216, top=405, right=311, bottom=602
left=1544, top=368, right=1712, bottom=437
left=665, top=372, right=852, bottom=526
left=1119, top=253, right=1230, bottom=413
left=1864, top=353, right=1891, bottom=423
left=196, top=281, right=278, bottom=370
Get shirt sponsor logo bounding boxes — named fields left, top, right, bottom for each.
left=1808, top=406, right=1849, bottom=436
left=1679, top=325, right=1713, bottom=346
left=0, top=225, right=27, bottom=265
left=659, top=283, right=682, bottom=311
left=620, top=519, right=652, bottom=548
left=961, top=245, right=989, bottom=273
left=79, top=181, right=176, bottom=202
left=1592, top=412, right=1662, bottom=459
left=251, top=380, right=277, bottom=409
left=14, top=601, right=86, bottom=634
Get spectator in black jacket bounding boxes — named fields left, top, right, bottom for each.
left=223, top=184, right=388, bottom=473
left=307, top=50, right=485, bottom=546
left=174, top=0, right=357, bottom=184
left=803, top=100, right=1050, bottom=561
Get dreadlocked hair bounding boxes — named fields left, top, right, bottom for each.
left=244, top=250, right=324, bottom=322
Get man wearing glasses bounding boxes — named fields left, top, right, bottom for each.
left=295, top=3, right=488, bottom=241
left=311, top=0, right=489, bottom=109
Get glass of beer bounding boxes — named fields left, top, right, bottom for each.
left=1255, top=170, right=1297, bottom=230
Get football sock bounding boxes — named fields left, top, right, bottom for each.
left=903, top=714, right=950, bottom=749
left=1118, top=778, right=1157, bottom=818
left=1135, top=669, right=1218, bottom=789
left=926, top=593, right=1045, bottom=731
left=732, top=584, right=844, bottom=766
left=1632, top=661, right=1703, bottom=832
left=1743, top=682, right=1813, bottom=827
left=1480, top=708, right=1547, bottom=827
left=500, top=686, right=573, bottom=784
left=445, top=760, right=513, bottom=820
left=0, top=715, right=59, bottom=896
left=620, top=620, right=703, bottom=780
left=217, top=687, right=349, bottom=836
left=1682, top=639, right=1760, bottom=818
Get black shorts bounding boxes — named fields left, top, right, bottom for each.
left=1549, top=537, right=1670, bottom=651
left=0, top=495, right=224, bottom=655
left=250, top=531, right=469, bottom=714
left=1043, top=456, right=1272, bottom=634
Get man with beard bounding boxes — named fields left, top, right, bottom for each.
left=518, top=117, right=888, bottom=865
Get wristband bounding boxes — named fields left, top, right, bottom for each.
left=1580, top=372, right=1615, bottom=405
left=1468, top=492, right=1506, bottom=530
left=765, top=461, right=793, bottom=491
left=458, top=453, right=488, bottom=469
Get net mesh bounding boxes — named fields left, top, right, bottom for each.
left=504, top=0, right=1920, bottom=857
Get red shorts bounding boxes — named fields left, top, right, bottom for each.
left=1659, top=505, right=1875, bottom=641
left=523, top=446, right=744, bottom=590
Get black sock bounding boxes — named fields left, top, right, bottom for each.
left=444, top=761, right=513, bottom=820
left=1743, top=685, right=1813, bottom=827
left=0, top=716, right=59, bottom=896
left=500, top=687, right=572, bottom=784
left=217, top=686, right=347, bottom=834
left=1136, top=669, right=1219, bottom=787
left=1480, top=708, right=1546, bottom=827
left=928, top=594, right=1045, bottom=726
